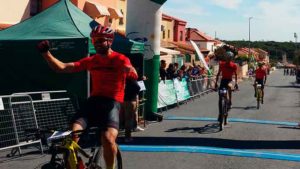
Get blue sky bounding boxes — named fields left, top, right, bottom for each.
left=163, top=0, right=300, bottom=42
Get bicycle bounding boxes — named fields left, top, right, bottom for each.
left=27, top=127, right=122, bottom=169
left=255, top=83, right=263, bottom=109
left=218, top=88, right=230, bottom=131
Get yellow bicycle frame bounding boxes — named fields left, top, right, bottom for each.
left=62, top=137, right=81, bottom=169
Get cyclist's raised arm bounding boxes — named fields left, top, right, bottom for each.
left=38, top=40, right=75, bottom=73
left=215, top=69, right=221, bottom=88
left=42, top=51, right=75, bottom=73
left=216, top=67, right=221, bottom=82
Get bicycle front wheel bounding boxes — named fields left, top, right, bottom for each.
left=219, top=99, right=227, bottom=131
left=41, top=162, right=65, bottom=169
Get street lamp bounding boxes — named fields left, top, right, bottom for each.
left=248, top=17, right=253, bottom=61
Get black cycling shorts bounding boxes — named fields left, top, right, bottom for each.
left=71, top=96, right=120, bottom=130
left=255, top=79, right=264, bottom=89
left=219, top=79, right=232, bottom=89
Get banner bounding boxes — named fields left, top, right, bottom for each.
left=190, top=40, right=212, bottom=75
left=157, top=80, right=177, bottom=108
left=173, top=78, right=190, bottom=102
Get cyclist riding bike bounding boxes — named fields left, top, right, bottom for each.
left=37, top=24, right=138, bottom=169
left=215, top=49, right=238, bottom=121
left=253, top=62, right=267, bottom=104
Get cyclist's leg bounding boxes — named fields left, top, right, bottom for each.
left=254, top=80, right=257, bottom=97
left=70, top=99, right=90, bottom=143
left=71, top=120, right=86, bottom=143
left=102, top=128, right=118, bottom=169
left=227, top=81, right=233, bottom=107
left=96, top=98, right=120, bottom=169
left=260, top=80, right=265, bottom=103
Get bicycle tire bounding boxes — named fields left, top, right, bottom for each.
left=116, top=147, right=123, bottom=169
left=41, top=162, right=64, bottom=169
left=219, top=99, right=227, bottom=131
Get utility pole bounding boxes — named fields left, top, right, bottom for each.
left=248, top=17, right=253, bottom=61
left=294, top=32, right=298, bottom=49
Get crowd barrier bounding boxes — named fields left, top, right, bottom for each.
left=157, top=76, right=216, bottom=110
left=0, top=90, right=77, bottom=157
left=0, top=94, right=43, bottom=157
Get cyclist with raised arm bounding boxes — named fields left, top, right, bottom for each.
left=215, top=46, right=238, bottom=123
left=37, top=24, right=137, bottom=169
left=253, top=62, right=267, bottom=104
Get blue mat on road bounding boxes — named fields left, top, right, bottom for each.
left=120, top=145, right=300, bottom=162
left=164, top=116, right=298, bottom=126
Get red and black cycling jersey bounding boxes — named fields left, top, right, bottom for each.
left=219, top=61, right=237, bottom=80
left=255, top=67, right=267, bottom=80
left=72, top=51, right=132, bottom=102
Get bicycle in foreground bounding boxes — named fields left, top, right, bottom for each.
left=254, top=83, right=263, bottom=109
left=217, top=87, right=238, bottom=131
left=28, top=127, right=122, bottom=169
left=218, top=87, right=230, bottom=131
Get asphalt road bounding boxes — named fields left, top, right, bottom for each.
left=1, top=69, right=299, bottom=169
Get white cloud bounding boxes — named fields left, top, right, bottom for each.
left=210, top=0, right=242, bottom=9
left=163, top=1, right=209, bottom=17
left=163, top=0, right=300, bottom=41
left=246, top=0, right=300, bottom=41
left=163, top=6, right=208, bottom=17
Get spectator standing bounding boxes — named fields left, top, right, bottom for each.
left=159, top=60, right=167, bottom=81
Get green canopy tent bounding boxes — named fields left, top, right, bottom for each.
left=0, top=0, right=96, bottom=98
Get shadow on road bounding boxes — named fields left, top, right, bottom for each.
left=231, top=106, right=257, bottom=110
left=123, top=136, right=300, bottom=149
left=278, top=126, right=300, bottom=130
left=266, top=85, right=300, bottom=89
left=165, top=123, right=220, bottom=134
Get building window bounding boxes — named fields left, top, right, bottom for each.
left=185, top=54, right=191, bottom=62
left=119, top=18, right=124, bottom=25
left=119, top=9, right=124, bottom=25
left=180, top=31, right=183, bottom=41
left=161, top=25, right=165, bottom=32
left=163, top=31, right=165, bottom=39
left=168, top=30, right=170, bottom=38
left=109, top=18, right=113, bottom=23
left=30, top=0, right=41, bottom=16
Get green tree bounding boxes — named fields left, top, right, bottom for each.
left=294, top=49, right=300, bottom=66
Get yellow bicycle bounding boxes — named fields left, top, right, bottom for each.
left=27, top=128, right=122, bottom=169
left=255, top=83, right=263, bottom=109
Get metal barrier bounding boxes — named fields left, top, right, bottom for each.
left=188, top=76, right=216, bottom=98
left=13, top=90, right=78, bottom=130
left=0, top=94, right=43, bottom=156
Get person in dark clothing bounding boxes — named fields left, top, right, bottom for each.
left=123, top=78, right=142, bottom=142
left=166, top=63, right=176, bottom=79
left=159, top=60, right=167, bottom=81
